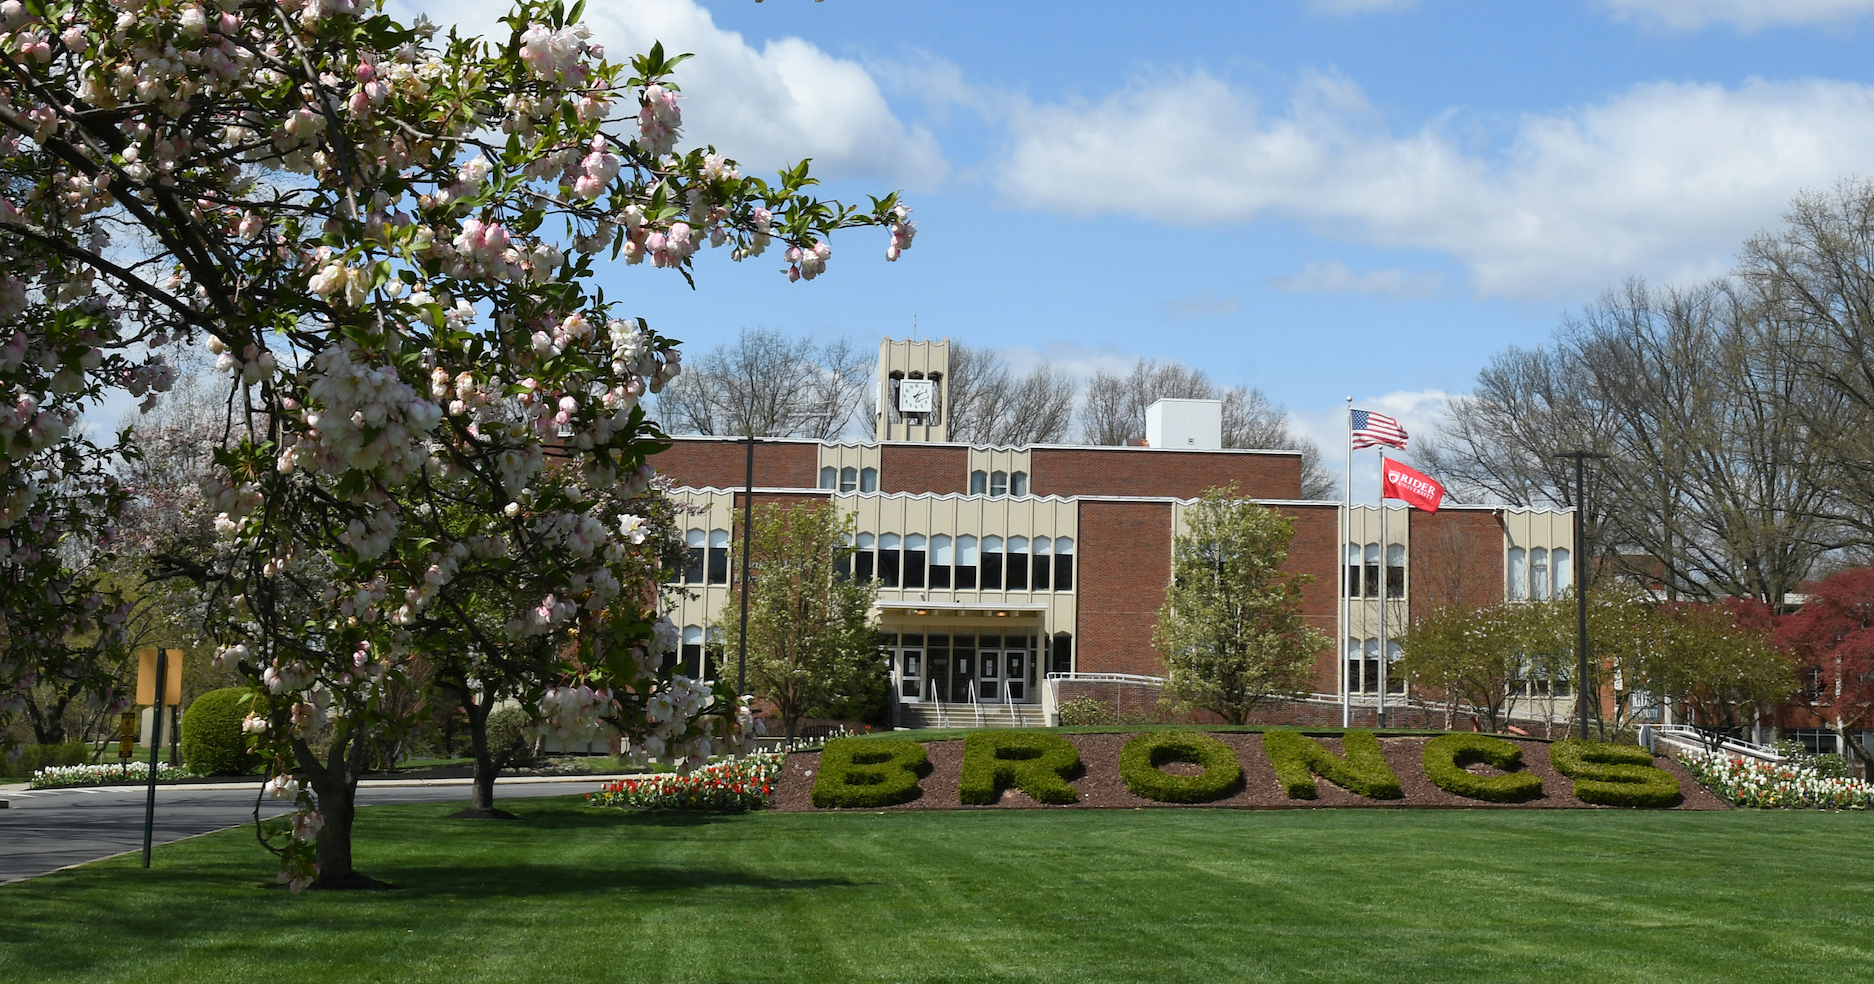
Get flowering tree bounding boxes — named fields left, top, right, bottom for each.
left=1776, top=567, right=1874, bottom=774
left=0, top=0, right=913, bottom=888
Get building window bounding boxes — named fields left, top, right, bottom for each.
left=836, top=533, right=853, bottom=580
left=819, top=466, right=837, bottom=490
left=1053, top=537, right=1074, bottom=591
left=1005, top=536, right=1029, bottom=590
left=860, top=467, right=878, bottom=492
left=1346, top=543, right=1361, bottom=598
left=981, top=535, right=1004, bottom=589
left=1386, top=543, right=1405, bottom=599
left=1050, top=632, right=1073, bottom=674
left=990, top=470, right=1009, bottom=497
left=707, top=529, right=730, bottom=585
left=855, top=532, right=876, bottom=582
left=1553, top=548, right=1572, bottom=596
left=903, top=534, right=927, bottom=588
left=682, top=529, right=706, bottom=584
left=1508, top=547, right=1528, bottom=601
left=956, top=535, right=979, bottom=589
left=878, top=533, right=902, bottom=588
left=929, top=535, right=953, bottom=588
left=1363, top=543, right=1380, bottom=599
left=839, top=466, right=858, bottom=493
left=1387, top=640, right=1404, bottom=694
left=681, top=625, right=705, bottom=678
left=1010, top=471, right=1029, bottom=496
left=1344, top=637, right=1405, bottom=695
left=1031, top=537, right=1052, bottom=590
left=969, top=470, right=988, bottom=495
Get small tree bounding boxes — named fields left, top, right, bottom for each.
left=1776, top=567, right=1874, bottom=773
left=718, top=501, right=881, bottom=740
left=1645, top=598, right=1792, bottom=750
left=1398, top=602, right=1529, bottom=733
left=1153, top=486, right=1327, bottom=724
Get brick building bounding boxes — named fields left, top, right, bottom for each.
left=654, top=339, right=1574, bottom=727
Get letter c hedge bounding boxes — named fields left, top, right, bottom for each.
left=1549, top=739, right=1682, bottom=808
left=811, top=738, right=931, bottom=809
left=1119, top=732, right=1242, bottom=803
left=960, top=730, right=1081, bottom=805
left=1422, top=734, right=1545, bottom=803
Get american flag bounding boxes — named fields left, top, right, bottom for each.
left=1351, top=409, right=1408, bottom=449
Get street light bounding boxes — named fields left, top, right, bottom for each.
left=1552, top=450, right=1607, bottom=741
left=738, top=430, right=756, bottom=697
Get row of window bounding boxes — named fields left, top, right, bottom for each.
left=844, top=534, right=1074, bottom=592
left=1508, top=547, right=1571, bottom=601
left=819, top=466, right=879, bottom=493
left=676, top=529, right=733, bottom=585
left=1346, top=543, right=1405, bottom=599
left=969, top=470, right=1028, bottom=497
left=818, top=467, right=1032, bottom=497
left=1346, top=637, right=1405, bottom=695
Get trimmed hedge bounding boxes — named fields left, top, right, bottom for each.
left=179, top=687, right=257, bottom=776
left=1549, top=739, right=1682, bottom=808
left=811, top=738, right=931, bottom=809
left=959, top=731, right=1081, bottom=805
left=1422, top=734, right=1545, bottom=803
left=1119, top=732, right=1242, bottom=803
left=1263, top=730, right=1403, bottom=800
left=4, top=741, right=88, bottom=777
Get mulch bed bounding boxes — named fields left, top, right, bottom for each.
left=768, top=733, right=1729, bottom=812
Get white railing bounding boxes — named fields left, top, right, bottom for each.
left=1644, top=724, right=1782, bottom=763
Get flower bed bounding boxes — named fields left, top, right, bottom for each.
left=31, top=761, right=197, bottom=788
left=587, top=753, right=781, bottom=812
left=1678, top=750, right=1874, bottom=810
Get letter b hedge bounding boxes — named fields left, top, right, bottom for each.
left=1549, top=739, right=1681, bottom=808
left=811, top=738, right=931, bottom=809
left=1422, top=734, right=1545, bottom=803
left=960, top=731, right=1081, bottom=805
left=1119, top=732, right=1242, bottom=803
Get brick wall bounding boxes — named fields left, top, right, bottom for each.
left=654, top=438, right=819, bottom=490
left=1074, top=500, right=1173, bottom=676
left=1030, top=447, right=1302, bottom=500
left=1273, top=503, right=1343, bottom=694
left=1408, top=508, right=1506, bottom=621
left=880, top=444, right=968, bottom=494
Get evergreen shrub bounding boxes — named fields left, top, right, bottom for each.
left=1263, top=730, right=1403, bottom=800
left=811, top=738, right=931, bottom=808
left=1119, top=732, right=1242, bottom=803
left=959, top=731, right=1081, bottom=805
left=485, top=707, right=534, bottom=765
left=1549, top=739, right=1681, bottom=808
left=179, top=687, right=256, bottom=776
left=1422, top=734, right=1545, bottom=803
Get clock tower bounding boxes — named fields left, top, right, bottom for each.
left=876, top=337, right=950, bottom=443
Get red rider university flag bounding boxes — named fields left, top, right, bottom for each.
left=1382, top=458, right=1446, bottom=512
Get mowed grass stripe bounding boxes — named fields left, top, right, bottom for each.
left=2, top=799, right=1872, bottom=983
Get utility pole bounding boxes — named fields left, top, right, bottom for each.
left=1552, top=450, right=1606, bottom=741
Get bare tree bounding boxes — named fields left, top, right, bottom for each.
left=943, top=344, right=1077, bottom=445
left=655, top=328, right=870, bottom=438
left=1081, top=359, right=1334, bottom=498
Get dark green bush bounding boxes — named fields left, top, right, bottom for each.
left=485, top=707, right=535, bottom=766
left=1422, top=734, right=1545, bottom=803
left=6, top=740, right=89, bottom=776
left=179, top=688, right=256, bottom=776
left=1119, top=732, right=1242, bottom=803
left=1057, top=696, right=1112, bottom=727
left=959, top=731, right=1081, bottom=805
left=1549, top=739, right=1681, bottom=808
left=1263, top=730, right=1403, bottom=800
left=811, top=738, right=931, bottom=808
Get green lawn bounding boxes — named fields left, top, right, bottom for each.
left=4, top=798, right=1872, bottom=983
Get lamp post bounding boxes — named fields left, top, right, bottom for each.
left=738, top=430, right=755, bottom=697
left=1552, top=450, right=1606, bottom=740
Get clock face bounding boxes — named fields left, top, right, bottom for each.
left=898, top=379, right=935, bottom=413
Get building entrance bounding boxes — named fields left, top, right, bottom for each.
left=890, top=629, right=1039, bottom=705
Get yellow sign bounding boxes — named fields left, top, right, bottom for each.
left=118, top=712, right=136, bottom=758
left=135, top=648, right=183, bottom=706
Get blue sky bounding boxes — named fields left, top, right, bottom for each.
left=387, top=1, right=1874, bottom=481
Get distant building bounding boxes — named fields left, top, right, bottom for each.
left=653, top=339, right=1574, bottom=728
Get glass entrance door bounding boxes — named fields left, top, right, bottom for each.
left=896, top=634, right=923, bottom=701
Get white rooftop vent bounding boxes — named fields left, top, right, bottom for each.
left=1145, top=398, right=1223, bottom=450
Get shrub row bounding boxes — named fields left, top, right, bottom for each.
left=1549, top=739, right=1681, bottom=808
left=1119, top=732, right=1242, bottom=803
left=959, top=731, right=1081, bottom=805
left=811, top=738, right=932, bottom=809
left=1263, top=730, right=1403, bottom=800
left=5, top=740, right=89, bottom=777
left=1422, top=734, right=1546, bottom=803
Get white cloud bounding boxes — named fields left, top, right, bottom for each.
left=1268, top=261, right=1440, bottom=298
left=1304, top=0, right=1420, bottom=13
left=1600, top=0, right=1874, bottom=30
left=996, top=71, right=1874, bottom=300
left=399, top=0, right=944, bottom=187
left=1163, top=291, right=1242, bottom=320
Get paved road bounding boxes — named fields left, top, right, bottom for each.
left=0, top=778, right=610, bottom=885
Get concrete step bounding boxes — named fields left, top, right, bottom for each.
left=896, top=702, right=1046, bottom=730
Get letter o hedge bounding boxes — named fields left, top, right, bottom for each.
left=960, top=731, right=1081, bottom=805
left=1263, top=730, right=1403, bottom=800
left=1550, top=739, right=1681, bottom=808
left=1422, top=734, right=1545, bottom=803
left=1119, top=732, right=1242, bottom=803
left=179, top=687, right=257, bottom=776
left=811, top=738, right=931, bottom=809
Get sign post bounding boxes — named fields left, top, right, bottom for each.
left=135, top=647, right=182, bottom=870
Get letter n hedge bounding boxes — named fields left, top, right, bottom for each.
left=811, top=738, right=931, bottom=808
left=959, top=731, right=1081, bottom=805
left=1263, top=730, right=1402, bottom=800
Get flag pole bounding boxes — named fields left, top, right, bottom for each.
left=1341, top=398, right=1352, bottom=729
left=1377, top=453, right=1387, bottom=730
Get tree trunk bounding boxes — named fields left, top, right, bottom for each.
left=295, top=730, right=385, bottom=889
left=453, top=694, right=515, bottom=820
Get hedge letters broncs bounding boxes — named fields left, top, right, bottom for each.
left=810, top=732, right=1684, bottom=808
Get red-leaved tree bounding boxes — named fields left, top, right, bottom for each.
left=1776, top=567, right=1874, bottom=774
